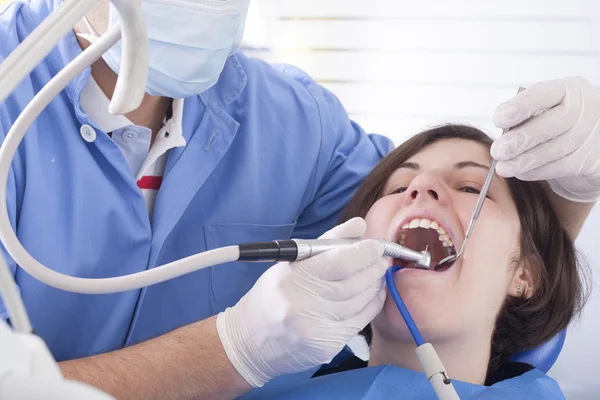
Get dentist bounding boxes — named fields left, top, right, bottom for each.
left=0, top=0, right=391, bottom=398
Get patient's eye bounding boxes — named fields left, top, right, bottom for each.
left=390, top=187, right=408, bottom=195
left=460, top=186, right=481, bottom=195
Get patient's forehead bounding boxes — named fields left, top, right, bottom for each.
left=404, top=139, right=491, bottom=170
left=382, top=138, right=493, bottom=192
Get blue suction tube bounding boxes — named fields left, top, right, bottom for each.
left=385, top=265, right=425, bottom=346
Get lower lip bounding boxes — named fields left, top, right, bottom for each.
left=396, top=268, right=431, bottom=274
left=434, top=261, right=454, bottom=272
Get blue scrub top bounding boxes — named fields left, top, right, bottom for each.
left=0, top=0, right=393, bottom=361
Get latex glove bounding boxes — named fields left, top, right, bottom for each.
left=216, top=217, right=388, bottom=388
left=491, top=77, right=600, bottom=202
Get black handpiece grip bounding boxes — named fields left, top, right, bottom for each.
left=238, top=240, right=298, bottom=262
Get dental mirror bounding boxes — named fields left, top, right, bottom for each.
left=434, top=160, right=495, bottom=271
left=434, top=86, right=526, bottom=271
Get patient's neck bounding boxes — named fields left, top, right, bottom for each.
left=368, top=330, right=492, bottom=385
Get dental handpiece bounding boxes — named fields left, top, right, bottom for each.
left=237, top=239, right=432, bottom=269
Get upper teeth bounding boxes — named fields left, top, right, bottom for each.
left=400, top=218, right=454, bottom=249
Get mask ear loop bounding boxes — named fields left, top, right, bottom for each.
left=386, top=265, right=425, bottom=346
left=82, top=14, right=99, bottom=36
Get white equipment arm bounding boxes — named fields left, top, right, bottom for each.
left=0, top=0, right=147, bottom=398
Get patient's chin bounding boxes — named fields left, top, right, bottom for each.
left=377, top=288, right=464, bottom=344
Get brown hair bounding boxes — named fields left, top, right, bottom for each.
left=339, top=124, right=586, bottom=378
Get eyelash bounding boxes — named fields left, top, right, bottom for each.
left=460, top=186, right=481, bottom=195
left=390, top=187, right=407, bottom=195
left=389, top=186, right=484, bottom=196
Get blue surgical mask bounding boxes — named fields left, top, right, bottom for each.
left=80, top=0, right=249, bottom=99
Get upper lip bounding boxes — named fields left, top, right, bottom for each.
left=387, top=208, right=463, bottom=253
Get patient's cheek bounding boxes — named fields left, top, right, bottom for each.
left=481, top=213, right=520, bottom=256
left=364, top=198, right=397, bottom=239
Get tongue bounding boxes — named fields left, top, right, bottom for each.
left=402, top=228, right=446, bottom=267
left=401, top=261, right=418, bottom=269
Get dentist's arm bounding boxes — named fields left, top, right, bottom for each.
left=60, top=218, right=387, bottom=399
left=60, top=316, right=251, bottom=400
left=541, top=184, right=595, bottom=239
left=491, top=77, right=600, bottom=238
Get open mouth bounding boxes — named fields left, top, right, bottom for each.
left=395, top=218, right=457, bottom=271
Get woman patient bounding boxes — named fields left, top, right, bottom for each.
left=316, top=123, right=586, bottom=385
left=242, top=124, right=587, bottom=399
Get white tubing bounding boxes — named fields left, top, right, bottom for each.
left=0, top=21, right=118, bottom=331
left=0, top=24, right=240, bottom=295
left=0, top=0, right=148, bottom=114
left=106, top=0, right=148, bottom=114
left=0, top=6, right=116, bottom=333
left=0, top=0, right=100, bottom=104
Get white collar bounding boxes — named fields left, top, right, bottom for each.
left=79, top=76, right=133, bottom=133
left=79, top=76, right=185, bottom=140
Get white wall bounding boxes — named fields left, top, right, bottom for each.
left=242, top=1, right=600, bottom=397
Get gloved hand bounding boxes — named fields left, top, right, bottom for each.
left=216, top=217, right=388, bottom=388
left=491, top=76, right=600, bottom=202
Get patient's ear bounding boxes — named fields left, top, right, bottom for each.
left=508, top=260, right=535, bottom=299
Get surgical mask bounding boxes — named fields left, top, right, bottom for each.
left=80, top=0, right=250, bottom=99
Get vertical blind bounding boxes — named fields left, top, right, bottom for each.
left=243, top=0, right=600, bottom=143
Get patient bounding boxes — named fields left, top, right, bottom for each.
left=241, top=124, right=587, bottom=399
left=315, top=124, right=586, bottom=386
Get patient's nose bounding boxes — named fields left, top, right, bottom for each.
left=410, top=189, right=438, bottom=200
left=405, top=172, right=448, bottom=205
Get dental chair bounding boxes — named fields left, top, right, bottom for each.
left=238, top=331, right=568, bottom=400
left=510, top=329, right=567, bottom=373
left=333, top=329, right=567, bottom=373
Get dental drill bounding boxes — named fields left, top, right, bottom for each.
left=0, top=237, right=431, bottom=297
left=238, top=238, right=431, bottom=267
left=0, top=235, right=431, bottom=398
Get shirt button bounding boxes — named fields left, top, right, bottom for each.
left=122, top=130, right=137, bottom=142
left=80, top=124, right=96, bottom=143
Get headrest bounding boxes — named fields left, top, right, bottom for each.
left=509, top=330, right=566, bottom=373
left=333, top=329, right=566, bottom=379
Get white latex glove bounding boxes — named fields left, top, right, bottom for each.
left=491, top=76, right=600, bottom=202
left=216, top=217, right=388, bottom=388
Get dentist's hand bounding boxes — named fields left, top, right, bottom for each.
left=491, top=77, right=600, bottom=202
left=216, top=218, right=388, bottom=388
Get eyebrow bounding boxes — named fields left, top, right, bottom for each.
left=395, top=162, right=420, bottom=170
left=453, top=161, right=491, bottom=171
left=395, top=161, right=491, bottom=171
